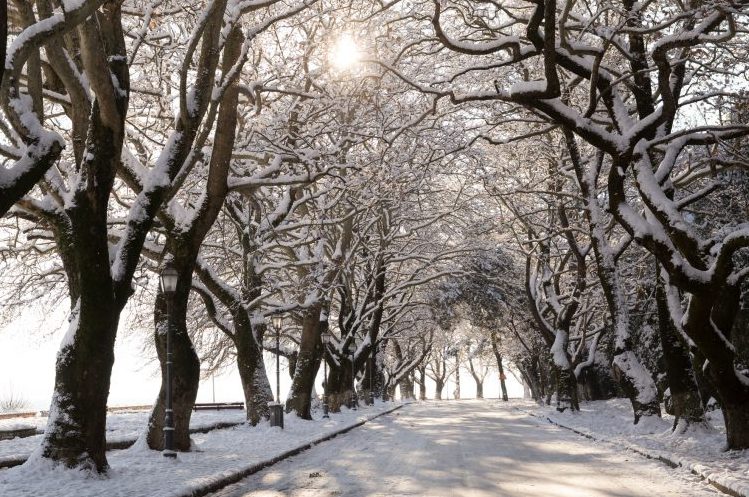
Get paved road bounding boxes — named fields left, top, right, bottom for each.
left=211, top=401, right=720, bottom=497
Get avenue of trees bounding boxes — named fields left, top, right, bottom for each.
left=0, top=0, right=747, bottom=474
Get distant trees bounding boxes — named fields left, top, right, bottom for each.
left=372, top=0, right=749, bottom=448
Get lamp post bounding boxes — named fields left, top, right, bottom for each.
left=159, top=262, right=178, bottom=458
left=369, top=352, right=374, bottom=406
left=321, top=330, right=330, bottom=419
left=270, top=315, right=284, bottom=428
left=271, top=315, right=283, bottom=403
left=351, top=339, right=357, bottom=411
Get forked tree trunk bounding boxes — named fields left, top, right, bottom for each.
left=39, top=29, right=129, bottom=468
left=148, top=15, right=244, bottom=454
left=566, top=131, right=660, bottom=424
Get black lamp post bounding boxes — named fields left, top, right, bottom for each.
left=369, top=352, right=375, bottom=406
left=159, top=262, right=178, bottom=458
left=351, top=339, right=357, bottom=411
left=270, top=315, right=284, bottom=428
left=271, top=315, right=283, bottom=403
left=321, top=330, right=330, bottom=419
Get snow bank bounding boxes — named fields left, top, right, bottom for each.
left=516, top=399, right=749, bottom=497
left=0, top=409, right=246, bottom=465
left=0, top=401, right=402, bottom=497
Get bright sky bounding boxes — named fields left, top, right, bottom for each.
left=329, top=34, right=361, bottom=71
left=0, top=305, right=523, bottom=412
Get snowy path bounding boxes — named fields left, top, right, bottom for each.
left=210, top=401, right=720, bottom=497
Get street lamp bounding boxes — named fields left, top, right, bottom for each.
left=368, top=352, right=375, bottom=406
left=159, top=261, right=178, bottom=459
left=270, top=315, right=284, bottom=428
left=321, top=330, right=330, bottom=419
left=350, top=339, right=357, bottom=411
left=271, top=315, right=283, bottom=403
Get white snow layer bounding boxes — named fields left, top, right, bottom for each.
left=1, top=400, right=740, bottom=497
left=211, top=400, right=723, bottom=497
left=523, top=398, right=749, bottom=497
left=0, top=402, right=397, bottom=497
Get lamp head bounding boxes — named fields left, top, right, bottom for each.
left=159, top=261, right=178, bottom=294
left=271, top=314, right=283, bottom=329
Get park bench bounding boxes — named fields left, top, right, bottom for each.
left=192, top=402, right=245, bottom=411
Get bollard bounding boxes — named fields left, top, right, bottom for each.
left=269, top=403, right=284, bottom=429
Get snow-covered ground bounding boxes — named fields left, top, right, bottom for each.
left=519, top=398, right=749, bottom=496
left=0, top=401, right=400, bottom=497
left=210, top=400, right=719, bottom=497
left=0, top=400, right=735, bottom=497
left=0, top=408, right=246, bottom=463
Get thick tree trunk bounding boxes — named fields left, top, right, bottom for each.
left=519, top=360, right=543, bottom=401
left=40, top=292, right=119, bottom=471
left=39, top=57, right=128, bottom=471
left=490, top=326, right=511, bottom=401
left=399, top=374, right=416, bottom=400
left=549, top=329, right=580, bottom=411
left=555, top=367, right=580, bottom=411
left=498, top=361, right=509, bottom=401
left=685, top=288, right=749, bottom=449
left=386, top=382, right=397, bottom=400
left=599, top=263, right=661, bottom=422
left=453, top=358, right=461, bottom=400
left=146, top=282, right=200, bottom=451
left=434, top=378, right=444, bottom=400
left=721, top=392, right=749, bottom=449
left=288, top=351, right=299, bottom=379
left=360, top=353, right=385, bottom=405
left=655, top=269, right=705, bottom=428
left=286, top=305, right=323, bottom=419
left=235, top=320, right=273, bottom=425
left=611, top=349, right=661, bottom=423
left=690, top=350, right=716, bottom=408
left=566, top=131, right=660, bottom=423
left=417, top=366, right=427, bottom=400
left=325, top=359, right=354, bottom=412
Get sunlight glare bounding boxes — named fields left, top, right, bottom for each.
left=330, top=34, right=361, bottom=71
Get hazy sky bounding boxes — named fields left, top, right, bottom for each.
left=0, top=305, right=522, bottom=412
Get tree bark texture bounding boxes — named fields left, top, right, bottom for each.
left=146, top=287, right=200, bottom=451
left=286, top=304, right=323, bottom=419
left=655, top=268, right=705, bottom=428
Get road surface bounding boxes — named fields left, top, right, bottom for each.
left=211, top=401, right=719, bottom=497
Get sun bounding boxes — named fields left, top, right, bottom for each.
left=329, top=34, right=361, bottom=71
